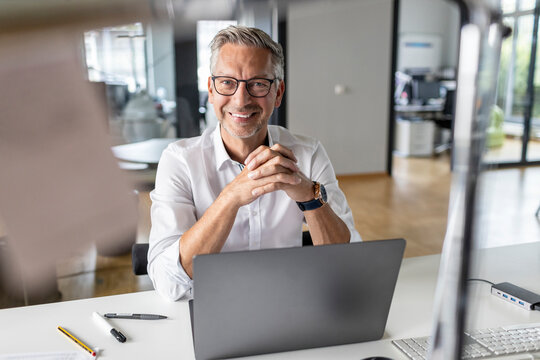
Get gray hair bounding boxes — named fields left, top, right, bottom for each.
left=209, top=25, right=284, bottom=80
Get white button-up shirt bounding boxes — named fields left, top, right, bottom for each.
left=148, top=125, right=361, bottom=301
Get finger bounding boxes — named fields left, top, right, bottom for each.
left=251, top=173, right=301, bottom=196
left=248, top=157, right=299, bottom=180
left=252, top=176, right=301, bottom=197
left=267, top=154, right=299, bottom=173
left=252, top=181, right=280, bottom=197
left=244, top=143, right=297, bottom=167
left=248, top=164, right=292, bottom=180
left=250, top=153, right=299, bottom=174
left=248, top=148, right=300, bottom=172
left=270, top=143, right=297, bottom=163
left=244, top=145, right=270, bottom=168
left=246, top=147, right=281, bottom=170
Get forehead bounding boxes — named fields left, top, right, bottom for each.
left=214, top=43, right=273, bottom=77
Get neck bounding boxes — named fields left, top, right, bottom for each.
left=220, top=126, right=268, bottom=164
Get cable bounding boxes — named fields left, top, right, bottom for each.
left=467, top=278, right=495, bottom=286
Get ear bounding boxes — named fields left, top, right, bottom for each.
left=274, top=80, right=285, bottom=108
left=207, top=76, right=214, bottom=104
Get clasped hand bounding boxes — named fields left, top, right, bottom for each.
left=221, top=144, right=314, bottom=208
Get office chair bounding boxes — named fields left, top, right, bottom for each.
left=131, top=231, right=314, bottom=276
left=536, top=203, right=540, bottom=218
left=132, top=243, right=150, bottom=275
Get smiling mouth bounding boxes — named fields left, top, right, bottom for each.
left=229, top=112, right=256, bottom=120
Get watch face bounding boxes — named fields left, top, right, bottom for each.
left=297, top=182, right=327, bottom=211
left=320, top=183, right=327, bottom=203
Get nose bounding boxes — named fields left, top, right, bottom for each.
left=231, top=81, right=252, bottom=106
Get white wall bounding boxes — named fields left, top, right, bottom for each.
left=287, top=0, right=393, bottom=175
left=399, top=0, right=460, bottom=69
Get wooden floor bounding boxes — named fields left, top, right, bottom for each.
left=484, top=137, right=540, bottom=163
left=1, top=153, right=539, bottom=309
left=341, top=153, right=452, bottom=258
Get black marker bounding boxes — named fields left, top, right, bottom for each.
left=93, top=312, right=127, bottom=343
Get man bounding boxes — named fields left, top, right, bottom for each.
left=148, top=25, right=361, bottom=301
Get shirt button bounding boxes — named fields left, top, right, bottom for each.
left=251, top=210, right=258, bottom=216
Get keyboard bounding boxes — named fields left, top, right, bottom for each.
left=392, top=323, right=540, bottom=359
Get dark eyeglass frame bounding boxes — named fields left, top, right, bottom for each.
left=211, top=75, right=277, bottom=98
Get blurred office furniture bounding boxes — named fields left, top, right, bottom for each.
left=412, top=80, right=442, bottom=105
left=394, top=116, right=436, bottom=157
left=394, top=77, right=455, bottom=156
left=433, top=80, right=456, bottom=153
left=394, top=86, right=442, bottom=157
left=105, top=82, right=130, bottom=117
left=112, top=138, right=178, bottom=187
left=112, top=138, right=177, bottom=166
left=122, top=91, right=171, bottom=143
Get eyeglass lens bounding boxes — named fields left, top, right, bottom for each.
left=214, top=77, right=272, bottom=97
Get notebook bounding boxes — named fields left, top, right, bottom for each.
left=191, top=238, right=406, bottom=360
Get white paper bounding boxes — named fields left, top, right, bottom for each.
left=0, top=352, right=88, bottom=360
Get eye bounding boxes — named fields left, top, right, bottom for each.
left=251, top=80, right=269, bottom=88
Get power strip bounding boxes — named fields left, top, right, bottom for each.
left=491, top=282, right=540, bottom=311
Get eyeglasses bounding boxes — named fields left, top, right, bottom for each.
left=211, top=76, right=277, bottom=98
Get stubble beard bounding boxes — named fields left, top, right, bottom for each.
left=219, top=107, right=265, bottom=139
left=221, top=120, right=263, bottom=139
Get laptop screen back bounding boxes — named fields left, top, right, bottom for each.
left=192, top=238, right=406, bottom=360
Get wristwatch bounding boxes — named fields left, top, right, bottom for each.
left=296, top=181, right=327, bottom=211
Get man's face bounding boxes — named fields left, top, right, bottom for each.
left=208, top=43, right=284, bottom=140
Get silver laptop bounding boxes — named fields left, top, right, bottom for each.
left=191, top=238, right=406, bottom=360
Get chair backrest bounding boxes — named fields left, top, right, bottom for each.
left=132, top=243, right=149, bottom=275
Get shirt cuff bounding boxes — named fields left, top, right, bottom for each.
left=149, top=238, right=193, bottom=301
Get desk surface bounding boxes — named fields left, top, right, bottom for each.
left=1, top=243, right=539, bottom=359
left=395, top=104, right=445, bottom=112
left=111, top=138, right=178, bottom=165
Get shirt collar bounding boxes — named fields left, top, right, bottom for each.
left=213, top=123, right=275, bottom=171
left=213, top=124, right=233, bottom=171
left=267, top=126, right=275, bottom=147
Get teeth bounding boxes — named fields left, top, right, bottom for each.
left=231, top=113, right=251, bottom=118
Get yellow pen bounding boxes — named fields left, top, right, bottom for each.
left=57, top=326, right=97, bottom=357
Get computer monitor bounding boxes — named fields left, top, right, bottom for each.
left=412, top=80, right=441, bottom=104
left=427, top=2, right=507, bottom=359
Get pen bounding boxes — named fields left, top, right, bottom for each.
left=104, top=313, right=167, bottom=320
left=57, top=326, right=96, bottom=357
left=92, top=311, right=127, bottom=343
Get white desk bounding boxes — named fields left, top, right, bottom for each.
left=111, top=138, right=178, bottom=165
left=1, top=243, right=540, bottom=359
left=394, top=104, right=445, bottom=113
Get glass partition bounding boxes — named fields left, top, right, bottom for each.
left=487, top=0, right=540, bottom=165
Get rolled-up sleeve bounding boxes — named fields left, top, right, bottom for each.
left=310, top=141, right=362, bottom=243
left=147, top=145, right=196, bottom=301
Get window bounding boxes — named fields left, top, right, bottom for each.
left=84, top=23, right=147, bottom=93
left=488, top=0, right=540, bottom=164
left=196, top=20, right=237, bottom=92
